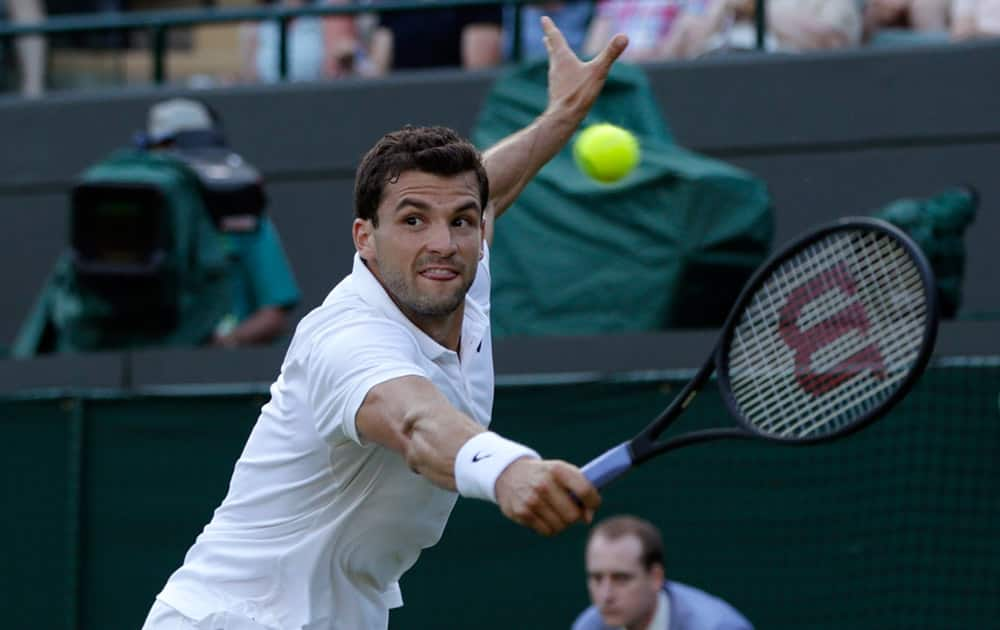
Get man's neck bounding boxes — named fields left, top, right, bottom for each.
left=407, top=305, right=464, bottom=352
left=625, top=590, right=667, bottom=630
left=365, top=259, right=465, bottom=352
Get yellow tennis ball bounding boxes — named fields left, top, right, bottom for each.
left=573, top=123, right=641, bottom=183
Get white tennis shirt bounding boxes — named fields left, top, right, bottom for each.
left=158, top=246, right=494, bottom=630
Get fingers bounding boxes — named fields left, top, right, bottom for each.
left=553, top=461, right=601, bottom=521
left=594, top=33, right=629, bottom=71
left=496, top=459, right=602, bottom=536
left=540, top=15, right=568, bottom=56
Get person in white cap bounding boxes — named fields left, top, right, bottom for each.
left=144, top=97, right=301, bottom=347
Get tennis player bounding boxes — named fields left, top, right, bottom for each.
left=141, top=16, right=629, bottom=630
left=572, top=515, right=753, bottom=630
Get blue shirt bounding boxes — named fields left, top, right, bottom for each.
left=218, top=216, right=300, bottom=322
left=503, top=1, right=593, bottom=61
left=571, top=581, right=753, bottom=630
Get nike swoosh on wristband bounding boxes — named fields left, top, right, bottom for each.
left=472, top=451, right=492, bottom=462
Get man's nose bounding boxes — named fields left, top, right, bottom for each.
left=593, top=579, right=613, bottom=603
left=426, top=221, right=457, bottom=254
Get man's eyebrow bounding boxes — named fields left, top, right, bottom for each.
left=451, top=201, right=482, bottom=214
left=393, top=196, right=431, bottom=213
left=393, top=198, right=481, bottom=214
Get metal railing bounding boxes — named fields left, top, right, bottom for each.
left=0, top=0, right=768, bottom=86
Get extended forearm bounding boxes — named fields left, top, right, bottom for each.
left=357, top=376, right=483, bottom=489
left=401, top=401, right=484, bottom=489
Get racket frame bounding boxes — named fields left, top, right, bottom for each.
left=607, top=217, right=940, bottom=475
left=715, top=217, right=939, bottom=445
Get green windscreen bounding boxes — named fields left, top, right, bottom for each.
left=2, top=361, right=998, bottom=629
left=399, top=359, right=1000, bottom=628
left=473, top=61, right=774, bottom=337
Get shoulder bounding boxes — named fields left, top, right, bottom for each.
left=668, top=581, right=753, bottom=630
left=291, top=279, right=416, bottom=359
left=570, top=604, right=611, bottom=630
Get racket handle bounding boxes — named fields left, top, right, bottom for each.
left=581, top=443, right=633, bottom=489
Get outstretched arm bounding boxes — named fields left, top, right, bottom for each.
left=482, top=16, right=628, bottom=245
left=357, top=375, right=601, bottom=536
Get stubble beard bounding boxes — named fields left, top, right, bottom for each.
left=379, top=260, right=474, bottom=318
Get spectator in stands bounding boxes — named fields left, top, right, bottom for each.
left=739, top=0, right=863, bottom=51
left=241, top=0, right=366, bottom=83
left=951, top=0, right=1000, bottom=40
left=572, top=515, right=754, bottom=630
left=370, top=0, right=503, bottom=73
left=504, top=1, right=593, bottom=61
left=583, top=0, right=708, bottom=62
left=5, top=0, right=46, bottom=97
left=145, top=98, right=301, bottom=348
left=863, top=0, right=951, bottom=43
left=584, top=0, right=861, bottom=62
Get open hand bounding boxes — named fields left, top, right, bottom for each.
left=542, top=15, right=628, bottom=120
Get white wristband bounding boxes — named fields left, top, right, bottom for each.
left=454, top=431, right=540, bottom=503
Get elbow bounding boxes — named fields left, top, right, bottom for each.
left=398, top=412, right=427, bottom=472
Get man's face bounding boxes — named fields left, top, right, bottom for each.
left=354, top=170, right=484, bottom=324
left=585, top=534, right=664, bottom=629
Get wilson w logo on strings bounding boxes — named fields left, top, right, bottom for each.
left=778, top=262, right=888, bottom=396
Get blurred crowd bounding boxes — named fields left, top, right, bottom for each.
left=3, top=0, right=1000, bottom=97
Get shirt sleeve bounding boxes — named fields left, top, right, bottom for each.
left=466, top=241, right=491, bottom=315
left=306, top=318, right=427, bottom=445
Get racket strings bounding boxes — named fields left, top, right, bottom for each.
left=726, top=229, right=929, bottom=439
left=744, top=233, right=920, bottom=435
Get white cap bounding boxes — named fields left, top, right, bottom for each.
left=147, top=98, right=214, bottom=143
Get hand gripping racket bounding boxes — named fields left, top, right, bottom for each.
left=582, top=217, right=939, bottom=489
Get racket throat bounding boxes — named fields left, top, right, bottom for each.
left=633, top=428, right=751, bottom=464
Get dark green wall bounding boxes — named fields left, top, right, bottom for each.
left=2, top=42, right=1000, bottom=349
left=3, top=363, right=999, bottom=628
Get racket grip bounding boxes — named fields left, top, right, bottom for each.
left=581, top=443, right=633, bottom=489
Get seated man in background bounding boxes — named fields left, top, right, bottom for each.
left=951, top=0, right=1000, bottom=40
left=573, top=515, right=753, bottom=630
left=584, top=0, right=861, bottom=63
left=583, top=0, right=705, bottom=62
left=5, top=0, right=46, bottom=97
left=504, top=1, right=594, bottom=61
left=863, top=0, right=951, bottom=43
left=145, top=98, right=301, bottom=348
left=370, top=0, right=503, bottom=72
left=240, top=0, right=367, bottom=83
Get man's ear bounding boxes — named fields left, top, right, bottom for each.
left=353, top=218, right=375, bottom=259
left=649, top=563, right=666, bottom=592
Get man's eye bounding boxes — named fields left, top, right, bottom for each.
left=405, top=216, right=422, bottom=226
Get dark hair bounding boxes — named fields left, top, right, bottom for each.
left=354, top=125, right=489, bottom=226
left=588, top=515, right=665, bottom=572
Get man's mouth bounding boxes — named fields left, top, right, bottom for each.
left=419, top=267, right=460, bottom=281
left=600, top=606, right=621, bottom=619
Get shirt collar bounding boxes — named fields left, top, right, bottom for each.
left=351, top=253, right=488, bottom=362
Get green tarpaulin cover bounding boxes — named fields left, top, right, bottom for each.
left=473, top=61, right=774, bottom=337
left=874, top=186, right=977, bottom=319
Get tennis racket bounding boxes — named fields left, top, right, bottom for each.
left=582, top=217, right=939, bottom=489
